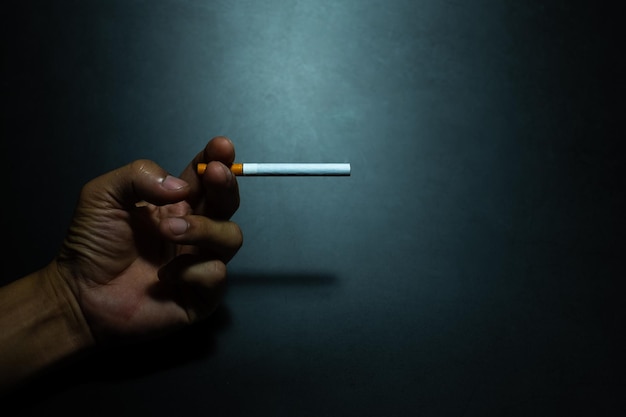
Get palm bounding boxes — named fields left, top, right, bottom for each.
left=60, top=198, right=195, bottom=339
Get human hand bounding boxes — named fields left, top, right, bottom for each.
left=53, top=136, right=243, bottom=343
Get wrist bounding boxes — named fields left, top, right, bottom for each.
left=0, top=262, right=95, bottom=391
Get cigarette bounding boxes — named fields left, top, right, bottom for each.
left=197, top=163, right=351, bottom=176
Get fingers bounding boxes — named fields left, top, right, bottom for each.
left=181, top=136, right=240, bottom=220
left=180, top=136, right=236, bottom=180
left=200, top=137, right=240, bottom=219
left=158, top=254, right=228, bottom=321
left=82, top=159, right=190, bottom=209
left=203, top=136, right=237, bottom=165
left=201, top=161, right=240, bottom=219
left=159, top=214, right=243, bottom=263
left=80, top=136, right=239, bottom=216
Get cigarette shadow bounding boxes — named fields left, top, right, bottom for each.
left=228, top=271, right=339, bottom=287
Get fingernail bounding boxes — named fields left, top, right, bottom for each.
left=162, top=175, right=188, bottom=190
left=167, top=218, right=189, bottom=235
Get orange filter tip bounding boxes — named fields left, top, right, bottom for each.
left=196, top=163, right=208, bottom=174
left=230, top=163, right=244, bottom=176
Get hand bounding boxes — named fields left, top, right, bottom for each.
left=54, top=136, right=243, bottom=343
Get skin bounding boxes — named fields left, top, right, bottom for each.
left=0, top=136, right=243, bottom=392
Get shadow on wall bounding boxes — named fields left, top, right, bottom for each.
left=228, top=271, right=338, bottom=287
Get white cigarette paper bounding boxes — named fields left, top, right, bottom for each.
left=241, top=163, right=351, bottom=176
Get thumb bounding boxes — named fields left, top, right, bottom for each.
left=81, top=159, right=190, bottom=209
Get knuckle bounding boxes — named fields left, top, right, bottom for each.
left=129, top=159, right=151, bottom=174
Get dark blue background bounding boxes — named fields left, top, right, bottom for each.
left=2, top=1, right=623, bottom=415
